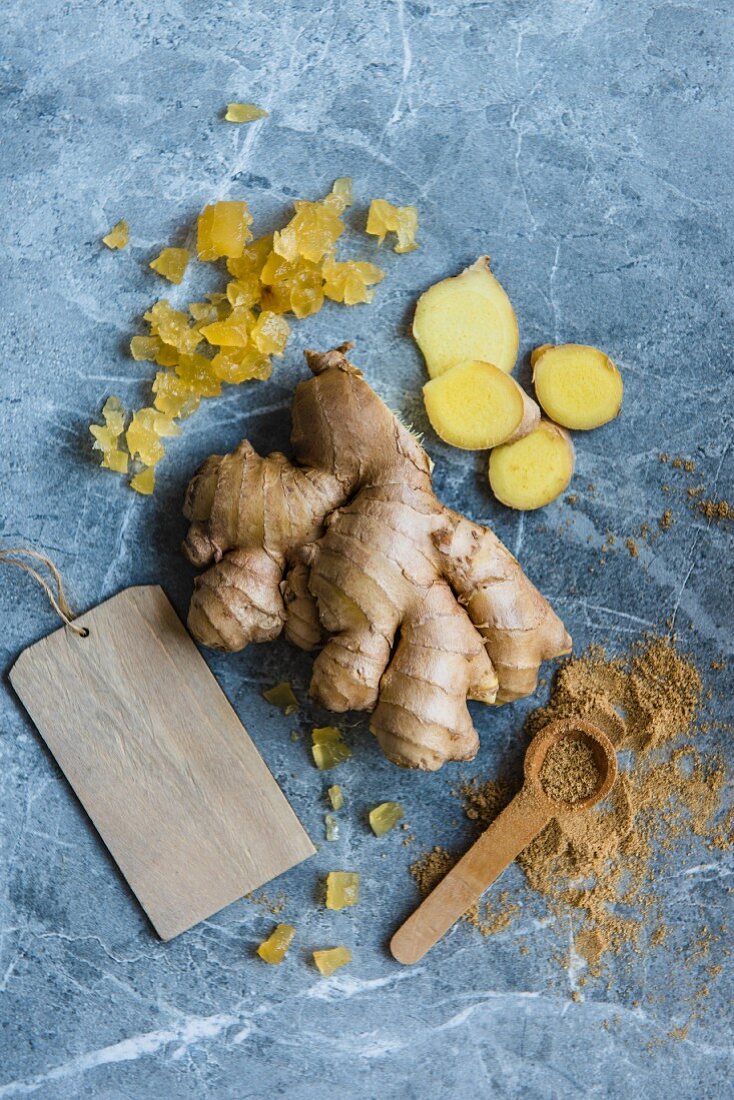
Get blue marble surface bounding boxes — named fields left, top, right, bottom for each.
left=1, top=1, right=733, bottom=1096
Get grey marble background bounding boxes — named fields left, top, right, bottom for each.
left=1, top=1, right=732, bottom=1097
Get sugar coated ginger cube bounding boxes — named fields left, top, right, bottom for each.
left=226, top=276, right=261, bottom=310
left=366, top=198, right=419, bottom=253
left=200, top=307, right=254, bottom=348
left=273, top=200, right=344, bottom=264
left=126, top=407, right=180, bottom=467
left=212, top=347, right=272, bottom=385
left=312, top=726, right=352, bottom=768
left=251, top=311, right=289, bottom=356
left=227, top=235, right=273, bottom=280
left=263, top=681, right=299, bottom=714
left=368, top=801, right=404, bottom=837
left=130, top=466, right=155, bottom=495
left=313, top=946, right=352, bottom=977
left=90, top=396, right=129, bottom=474
left=144, top=300, right=202, bottom=356
left=102, top=448, right=129, bottom=474
left=323, top=177, right=353, bottom=214
left=324, top=813, right=339, bottom=842
left=225, top=103, right=268, bottom=124
left=153, top=371, right=201, bottom=419
left=327, top=785, right=344, bottom=811
left=149, top=247, right=190, bottom=285
left=322, top=259, right=384, bottom=306
left=325, top=871, right=359, bottom=910
left=257, top=923, right=295, bottom=964
left=102, top=219, right=129, bottom=250
left=197, top=201, right=253, bottom=261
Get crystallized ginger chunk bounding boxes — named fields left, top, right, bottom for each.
left=325, top=871, right=360, bottom=910
left=324, top=813, right=339, bottom=842
left=211, top=347, right=272, bottom=385
left=327, top=785, right=344, bottom=811
left=323, top=177, right=353, bottom=214
left=102, top=220, right=129, bottom=250
left=90, top=396, right=129, bottom=473
left=263, top=681, right=299, bottom=714
left=312, top=727, right=352, bottom=770
left=145, top=300, right=202, bottom=356
left=251, top=311, right=289, bottom=355
left=197, top=201, right=253, bottom=261
left=126, top=407, right=181, bottom=467
left=273, top=199, right=344, bottom=264
left=130, top=466, right=155, bottom=495
left=200, top=307, right=254, bottom=348
left=149, top=247, right=190, bottom=285
left=313, top=946, right=352, bottom=977
left=368, top=801, right=404, bottom=837
left=225, top=103, right=268, bottom=124
left=322, top=259, right=384, bottom=306
left=257, top=923, right=295, bottom=964
left=366, top=199, right=418, bottom=253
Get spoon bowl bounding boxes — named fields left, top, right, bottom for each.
left=525, top=718, right=618, bottom=813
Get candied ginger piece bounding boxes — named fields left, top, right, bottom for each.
left=175, top=354, right=222, bottom=397
left=200, top=307, right=254, bottom=348
left=325, top=813, right=339, bottom=842
left=226, top=275, right=261, bottom=310
left=313, top=946, right=352, bottom=977
left=323, top=177, right=353, bottom=215
left=152, top=371, right=200, bottom=419
left=257, top=923, right=295, bottom=964
left=188, top=301, right=220, bottom=324
left=90, top=396, right=128, bottom=473
left=145, top=300, right=202, bottom=356
left=273, top=200, right=344, bottom=264
left=126, top=407, right=180, bottom=467
left=312, top=726, right=352, bottom=770
left=130, top=335, right=162, bottom=362
left=368, top=801, right=404, bottom=837
left=312, top=726, right=342, bottom=744
left=103, top=448, right=129, bottom=474
left=263, top=681, right=299, bottom=714
left=212, top=347, right=272, bottom=385
left=327, top=785, right=344, bottom=811
left=227, top=235, right=273, bottom=279
left=149, top=247, right=190, bottom=285
left=225, top=103, right=268, bottom=124
left=251, top=311, right=289, bottom=356
left=322, top=259, right=384, bottom=306
left=130, top=466, right=155, bottom=495
left=325, top=872, right=359, bottom=910
left=197, top=201, right=253, bottom=261
left=366, top=198, right=419, bottom=253
left=102, top=220, right=129, bottom=250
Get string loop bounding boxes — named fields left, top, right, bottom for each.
left=0, top=547, right=88, bottom=636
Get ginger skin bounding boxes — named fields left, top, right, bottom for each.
left=183, top=345, right=571, bottom=770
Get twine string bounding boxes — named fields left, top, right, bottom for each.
left=0, top=548, right=88, bottom=636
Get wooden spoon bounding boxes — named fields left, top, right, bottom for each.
left=390, top=719, right=617, bottom=965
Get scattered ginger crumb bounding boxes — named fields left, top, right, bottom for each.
left=626, top=537, right=639, bottom=558
left=698, top=498, right=734, bottom=522
left=660, top=510, right=673, bottom=530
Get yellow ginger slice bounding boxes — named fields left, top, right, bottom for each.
left=225, top=103, right=268, bottom=124
left=366, top=198, right=418, bottom=253
left=325, top=871, right=360, bottom=910
left=530, top=343, right=553, bottom=369
left=368, top=801, right=404, bottom=837
left=489, top=420, right=575, bottom=511
left=149, top=247, right=190, bottom=285
left=211, top=347, right=272, bottom=385
left=313, top=946, right=352, bottom=976
left=322, top=259, right=384, bottom=306
left=197, top=201, right=253, bottom=261
left=90, top=396, right=129, bottom=473
left=130, top=466, right=155, bottom=495
left=327, top=785, right=344, bottom=811
left=423, top=360, right=540, bottom=450
left=257, top=924, right=295, bottom=964
left=102, top=220, right=129, bottom=250
left=413, top=257, right=519, bottom=378
left=263, top=681, right=299, bottom=714
left=312, top=727, right=352, bottom=770
left=200, top=307, right=254, bottom=348
left=251, top=311, right=289, bottom=355
left=145, top=300, right=202, bottom=356
left=532, top=344, right=623, bottom=430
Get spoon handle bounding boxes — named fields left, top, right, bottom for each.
left=390, top=786, right=550, bottom=965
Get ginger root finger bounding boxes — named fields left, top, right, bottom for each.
left=488, top=420, right=575, bottom=511
left=413, top=257, right=519, bottom=378
left=423, top=359, right=539, bottom=450
left=532, top=343, right=623, bottom=430
left=184, top=344, right=571, bottom=769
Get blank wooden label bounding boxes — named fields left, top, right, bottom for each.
left=10, top=585, right=315, bottom=940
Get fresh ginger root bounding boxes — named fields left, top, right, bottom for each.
left=183, top=345, right=570, bottom=770
left=423, top=359, right=540, bottom=450
left=489, top=420, right=575, bottom=511
left=413, top=257, right=519, bottom=378
left=532, top=344, right=623, bottom=430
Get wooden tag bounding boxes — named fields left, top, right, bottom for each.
left=10, top=586, right=315, bottom=940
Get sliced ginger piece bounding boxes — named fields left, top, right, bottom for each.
left=149, top=247, right=190, bottom=285
left=489, top=420, right=575, bottom=511
left=225, top=103, right=268, bottom=124
left=530, top=343, right=553, bottom=369
left=325, top=871, right=359, bottom=910
left=102, top=220, right=129, bottom=250
left=313, top=946, right=351, bottom=976
left=257, top=923, right=295, bottom=964
left=532, top=344, right=623, bottom=430
left=423, top=359, right=539, bottom=450
left=413, top=257, right=519, bottom=378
